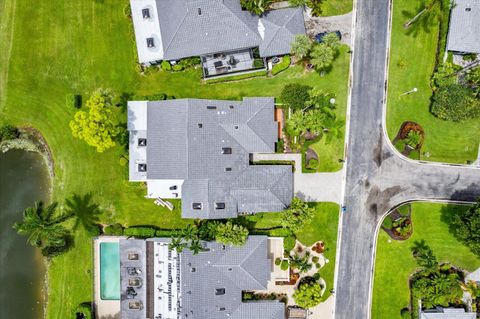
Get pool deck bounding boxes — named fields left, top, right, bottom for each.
left=93, top=236, right=123, bottom=319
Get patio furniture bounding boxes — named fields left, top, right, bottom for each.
left=214, top=61, right=223, bottom=68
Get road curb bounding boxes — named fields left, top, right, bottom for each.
left=333, top=0, right=358, bottom=316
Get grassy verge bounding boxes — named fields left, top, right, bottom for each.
left=319, top=0, right=353, bottom=16
left=372, top=203, right=480, bottom=319
left=0, top=0, right=347, bottom=317
left=386, top=0, right=480, bottom=164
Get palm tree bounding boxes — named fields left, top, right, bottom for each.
left=189, top=238, right=204, bottom=255
left=403, top=0, right=445, bottom=29
left=13, top=201, right=71, bottom=255
left=168, top=236, right=187, bottom=253
left=64, top=193, right=101, bottom=236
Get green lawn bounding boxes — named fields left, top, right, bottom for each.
left=0, top=0, right=348, bottom=318
left=372, top=203, right=480, bottom=319
left=386, top=0, right=480, bottom=164
left=319, top=0, right=353, bottom=16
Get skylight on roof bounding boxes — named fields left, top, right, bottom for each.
left=146, top=37, right=155, bottom=48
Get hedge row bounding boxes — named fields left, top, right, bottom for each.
left=205, top=70, right=266, bottom=84
left=103, top=224, right=177, bottom=238
left=271, top=55, right=291, bottom=76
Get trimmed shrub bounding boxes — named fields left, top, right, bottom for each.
left=315, top=263, right=321, bottom=269
left=280, top=259, right=290, bottom=271
left=205, top=70, right=266, bottom=84
left=312, top=256, right=319, bottom=263
left=276, top=139, right=284, bottom=153
left=400, top=308, right=410, bottom=319
left=161, top=60, right=172, bottom=71
left=284, top=235, right=296, bottom=252
left=103, top=223, right=124, bottom=235
left=178, top=57, right=201, bottom=68
left=272, top=55, right=291, bottom=76
left=275, top=257, right=282, bottom=266
left=124, top=226, right=156, bottom=238
left=66, top=94, right=82, bottom=109
left=307, top=158, right=319, bottom=170
left=172, top=64, right=184, bottom=72
left=155, top=229, right=176, bottom=237
left=74, top=303, right=92, bottom=319
left=0, top=124, right=19, bottom=141
left=313, top=272, right=321, bottom=281
left=382, top=216, right=393, bottom=229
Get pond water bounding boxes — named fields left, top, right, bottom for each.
left=0, top=149, right=51, bottom=319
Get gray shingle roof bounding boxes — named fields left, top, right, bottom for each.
left=130, top=0, right=306, bottom=62
left=157, top=0, right=262, bottom=60
left=259, top=8, right=306, bottom=57
left=141, top=97, right=293, bottom=219
left=446, top=0, right=480, bottom=54
left=421, top=308, right=476, bottom=319
left=178, top=236, right=285, bottom=319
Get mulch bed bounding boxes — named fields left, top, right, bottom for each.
left=381, top=205, right=413, bottom=241
left=392, top=121, right=425, bottom=157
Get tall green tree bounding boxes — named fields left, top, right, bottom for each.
left=13, top=202, right=71, bottom=257
left=291, top=34, right=312, bottom=60
left=215, top=221, right=249, bottom=246
left=281, top=198, right=315, bottom=233
left=322, top=32, right=340, bottom=50
left=69, top=89, right=120, bottom=152
left=310, top=43, right=335, bottom=71
left=64, top=193, right=101, bottom=236
left=449, top=201, right=480, bottom=257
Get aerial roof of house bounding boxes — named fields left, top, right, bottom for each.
left=119, top=236, right=285, bottom=319
left=446, top=0, right=480, bottom=54
left=421, top=308, right=476, bottom=319
left=128, top=97, right=293, bottom=219
left=130, top=0, right=306, bottom=63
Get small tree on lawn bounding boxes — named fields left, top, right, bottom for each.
left=310, top=43, right=335, bottom=72
left=291, top=34, right=312, bottom=60
left=449, top=201, right=480, bottom=257
left=293, top=278, right=323, bottom=308
left=69, top=89, right=120, bottom=152
left=280, top=83, right=312, bottom=109
left=215, top=221, right=249, bottom=246
left=281, top=198, right=315, bottom=233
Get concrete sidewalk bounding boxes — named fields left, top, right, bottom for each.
left=251, top=153, right=343, bottom=204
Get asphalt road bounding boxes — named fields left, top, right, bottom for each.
left=334, top=0, right=480, bottom=318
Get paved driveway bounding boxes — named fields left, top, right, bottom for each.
left=251, top=153, right=343, bottom=204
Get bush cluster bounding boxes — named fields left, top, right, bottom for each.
left=0, top=124, right=19, bottom=141
left=272, top=55, right=291, bottom=76
left=74, top=303, right=92, bottom=319
left=123, top=226, right=156, bottom=238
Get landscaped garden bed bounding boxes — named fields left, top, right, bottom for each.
left=381, top=204, right=413, bottom=240
left=392, top=121, right=424, bottom=160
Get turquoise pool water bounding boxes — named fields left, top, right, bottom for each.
left=100, top=242, right=120, bottom=300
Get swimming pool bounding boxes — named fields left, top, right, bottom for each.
left=100, top=242, right=120, bottom=300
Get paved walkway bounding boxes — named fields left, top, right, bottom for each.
left=251, top=153, right=343, bottom=204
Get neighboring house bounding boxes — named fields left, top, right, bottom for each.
left=130, top=0, right=305, bottom=76
left=128, top=97, right=293, bottom=219
left=119, top=236, right=286, bottom=319
left=446, top=0, right=480, bottom=54
left=420, top=307, right=476, bottom=319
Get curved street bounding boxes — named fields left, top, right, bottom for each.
left=334, top=0, right=480, bottom=318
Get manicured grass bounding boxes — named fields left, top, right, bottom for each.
left=372, top=203, right=480, bottom=319
left=319, top=0, right=353, bottom=16
left=386, top=0, right=480, bottom=164
left=296, top=202, right=340, bottom=300
left=0, top=0, right=348, bottom=317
